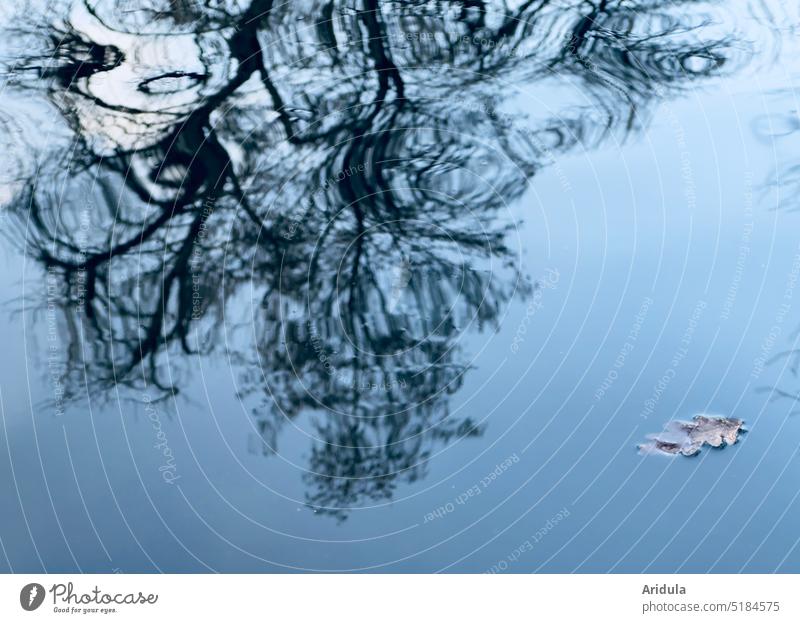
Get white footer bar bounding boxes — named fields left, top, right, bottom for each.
left=0, top=574, right=795, bottom=622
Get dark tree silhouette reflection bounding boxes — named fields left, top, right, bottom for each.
left=1, top=0, right=734, bottom=517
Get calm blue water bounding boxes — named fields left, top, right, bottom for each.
left=1, top=0, right=799, bottom=572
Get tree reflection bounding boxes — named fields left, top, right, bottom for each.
left=1, top=0, right=734, bottom=516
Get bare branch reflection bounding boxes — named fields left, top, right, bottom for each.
left=1, top=0, right=736, bottom=516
